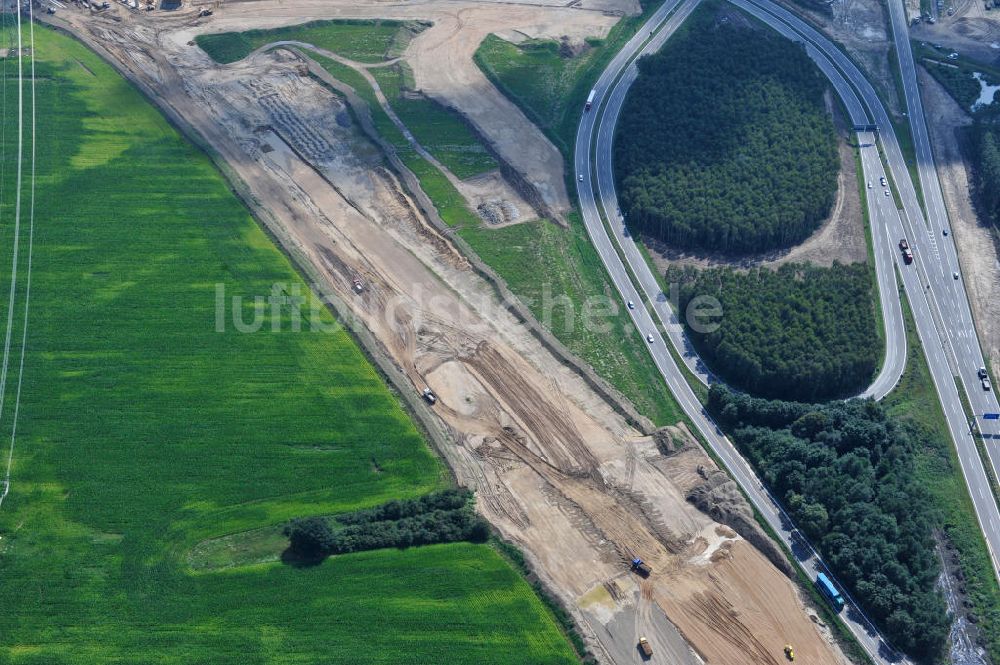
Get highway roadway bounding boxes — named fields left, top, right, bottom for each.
left=580, top=0, right=1000, bottom=587
left=885, top=0, right=1000, bottom=558
left=574, top=0, right=913, bottom=661
left=737, top=0, right=1000, bottom=579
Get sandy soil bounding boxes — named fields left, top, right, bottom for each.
left=917, top=67, right=1000, bottom=374
left=158, top=0, right=625, bottom=220
left=47, top=4, right=848, bottom=664
left=912, top=0, right=1000, bottom=66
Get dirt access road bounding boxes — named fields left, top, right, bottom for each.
left=161, top=0, right=622, bottom=220
left=48, top=3, right=847, bottom=663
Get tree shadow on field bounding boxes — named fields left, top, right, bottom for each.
left=280, top=547, right=327, bottom=568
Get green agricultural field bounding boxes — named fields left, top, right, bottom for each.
left=0, top=24, right=577, bottom=664
left=196, top=18, right=417, bottom=65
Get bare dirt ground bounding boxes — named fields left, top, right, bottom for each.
left=160, top=0, right=625, bottom=220
left=45, top=4, right=850, bottom=663
left=912, top=0, right=1000, bottom=66
left=917, top=67, right=1000, bottom=374
left=647, top=125, right=867, bottom=272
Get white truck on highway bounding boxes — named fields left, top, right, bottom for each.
left=585, top=89, right=596, bottom=112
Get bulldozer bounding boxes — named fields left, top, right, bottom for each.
left=784, top=644, right=795, bottom=661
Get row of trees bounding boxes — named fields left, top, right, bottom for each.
left=283, top=489, right=489, bottom=559
left=972, top=125, right=1000, bottom=225
left=613, top=9, right=840, bottom=255
left=668, top=262, right=880, bottom=401
left=709, top=386, right=949, bottom=662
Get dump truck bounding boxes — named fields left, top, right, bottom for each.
left=422, top=387, right=437, bottom=405
left=638, top=637, right=653, bottom=658
left=899, top=238, right=913, bottom=264
left=585, top=89, right=596, bottom=112
left=631, top=557, right=651, bottom=577
left=352, top=277, right=364, bottom=293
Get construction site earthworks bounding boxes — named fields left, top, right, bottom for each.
left=43, top=0, right=853, bottom=662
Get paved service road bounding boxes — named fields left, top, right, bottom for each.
left=575, top=0, right=911, bottom=661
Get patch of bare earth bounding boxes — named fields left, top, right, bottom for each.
left=917, top=67, right=1000, bottom=374
left=46, top=4, right=847, bottom=664
left=911, top=0, right=1000, bottom=66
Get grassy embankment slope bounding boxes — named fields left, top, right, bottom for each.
left=883, top=296, right=1000, bottom=662
left=195, top=18, right=415, bottom=65
left=0, top=24, right=577, bottom=664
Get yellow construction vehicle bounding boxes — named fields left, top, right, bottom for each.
left=784, top=644, right=795, bottom=661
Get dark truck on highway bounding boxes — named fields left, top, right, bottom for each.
left=899, top=238, right=913, bottom=264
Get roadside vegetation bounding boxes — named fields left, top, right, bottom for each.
left=969, top=124, right=1000, bottom=226
left=883, top=297, right=1000, bottom=662
left=195, top=18, right=422, bottom=64
left=0, top=25, right=578, bottom=664
left=668, top=263, right=880, bottom=401
left=614, top=7, right=839, bottom=255
left=914, top=41, right=1000, bottom=118
left=709, top=385, right=950, bottom=662
left=460, top=218, right=682, bottom=424
left=474, top=0, right=660, bottom=158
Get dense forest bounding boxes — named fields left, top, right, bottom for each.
left=709, top=386, right=950, bottom=662
left=971, top=125, right=1000, bottom=226
left=668, top=262, right=880, bottom=401
left=284, top=489, right=490, bottom=559
left=613, top=9, right=840, bottom=255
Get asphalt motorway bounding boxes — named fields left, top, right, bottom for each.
left=574, top=1, right=911, bottom=661
left=885, top=0, right=1000, bottom=561
left=741, top=0, right=1000, bottom=578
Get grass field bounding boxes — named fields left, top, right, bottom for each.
left=369, top=64, right=498, bottom=179
left=196, top=19, right=415, bottom=65
left=884, top=294, right=1000, bottom=662
left=459, top=217, right=682, bottom=424
left=0, top=24, right=578, bottom=664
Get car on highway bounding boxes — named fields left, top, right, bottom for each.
left=983, top=377, right=992, bottom=391
left=880, top=176, right=887, bottom=187
left=953, top=272, right=959, bottom=280
left=627, top=300, right=635, bottom=310
left=884, top=190, right=891, bottom=197
left=646, top=333, right=654, bottom=343
left=578, top=173, right=583, bottom=182
left=978, top=367, right=988, bottom=380
left=943, top=229, right=949, bottom=236
left=867, top=181, right=872, bottom=189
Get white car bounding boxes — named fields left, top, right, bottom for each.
left=880, top=177, right=887, bottom=187
left=885, top=190, right=891, bottom=197
left=867, top=181, right=872, bottom=189
left=578, top=174, right=583, bottom=182
left=953, top=272, right=959, bottom=280
left=646, top=334, right=654, bottom=343
left=627, top=300, right=635, bottom=310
